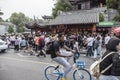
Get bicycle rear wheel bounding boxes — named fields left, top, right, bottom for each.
left=44, top=66, right=60, bottom=80
left=73, top=69, right=92, bottom=80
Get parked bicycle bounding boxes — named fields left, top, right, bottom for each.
left=44, top=60, right=92, bottom=80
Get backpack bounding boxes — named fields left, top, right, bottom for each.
left=111, top=53, right=120, bottom=76
left=41, top=39, right=45, bottom=47
left=93, top=40, right=99, bottom=50
left=90, top=52, right=114, bottom=78
left=39, top=38, right=45, bottom=47
left=77, top=35, right=82, bottom=42
left=46, top=41, right=54, bottom=54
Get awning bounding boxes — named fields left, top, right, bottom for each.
left=97, top=22, right=114, bottom=27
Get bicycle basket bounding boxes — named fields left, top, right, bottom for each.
left=76, top=60, right=85, bottom=69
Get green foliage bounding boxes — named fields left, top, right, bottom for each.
left=107, top=0, right=120, bottom=14
left=0, top=12, right=3, bottom=15
left=113, top=14, right=120, bottom=21
left=8, top=25, right=14, bottom=33
left=52, top=9, right=58, bottom=19
left=99, top=13, right=104, bottom=22
left=0, top=17, right=4, bottom=22
left=9, top=12, right=33, bottom=33
left=107, top=0, right=120, bottom=21
left=52, top=0, right=72, bottom=18
left=17, top=26, right=25, bottom=33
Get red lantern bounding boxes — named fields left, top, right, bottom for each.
left=92, top=25, right=96, bottom=31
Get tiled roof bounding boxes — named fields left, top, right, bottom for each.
left=26, top=7, right=107, bottom=28
left=42, top=15, right=53, bottom=19
left=25, top=22, right=35, bottom=29
left=48, top=11, right=99, bottom=25
left=25, top=20, right=48, bottom=29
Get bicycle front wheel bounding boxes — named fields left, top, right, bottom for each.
left=73, top=69, right=92, bottom=80
left=44, top=66, right=60, bottom=80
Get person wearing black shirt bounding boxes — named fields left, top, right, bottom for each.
left=52, top=33, right=75, bottom=80
left=99, top=38, right=120, bottom=80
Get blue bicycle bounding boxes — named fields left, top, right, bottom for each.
left=44, top=60, right=92, bottom=80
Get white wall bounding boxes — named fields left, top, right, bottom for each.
left=0, top=25, right=6, bottom=35
left=0, top=22, right=16, bottom=35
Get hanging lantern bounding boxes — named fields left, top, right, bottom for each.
left=103, top=28, right=105, bottom=31
left=38, top=30, right=40, bottom=33
left=98, top=28, right=101, bottom=31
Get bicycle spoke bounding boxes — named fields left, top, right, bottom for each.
left=45, top=66, right=60, bottom=80
left=73, top=69, right=92, bottom=80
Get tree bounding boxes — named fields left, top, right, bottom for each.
left=0, top=9, right=4, bottom=22
left=0, top=17, right=4, bottom=22
left=52, top=0, right=72, bottom=18
left=9, top=12, right=33, bottom=33
left=106, top=0, right=120, bottom=21
left=8, top=25, right=14, bottom=33
left=113, top=14, right=120, bottom=21
left=99, top=13, right=104, bottom=22
left=0, top=11, right=3, bottom=15
left=106, top=0, right=120, bottom=13
left=0, top=9, right=3, bottom=15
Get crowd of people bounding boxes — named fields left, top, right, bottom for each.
left=0, top=32, right=116, bottom=58
left=0, top=32, right=120, bottom=80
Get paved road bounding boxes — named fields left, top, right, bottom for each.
left=0, top=49, right=96, bottom=80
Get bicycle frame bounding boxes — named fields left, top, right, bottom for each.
left=53, top=61, right=85, bottom=78
left=54, top=65, right=64, bottom=78
left=44, top=60, right=92, bottom=80
left=74, top=67, right=84, bottom=79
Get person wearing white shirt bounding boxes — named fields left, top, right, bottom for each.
left=105, top=34, right=111, bottom=49
left=10, top=35, right=15, bottom=46
left=45, top=35, right=50, bottom=45
left=86, top=34, right=94, bottom=56
left=97, top=35, right=103, bottom=57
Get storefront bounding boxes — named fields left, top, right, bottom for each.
left=96, top=21, right=114, bottom=34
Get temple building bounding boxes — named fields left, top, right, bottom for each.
left=25, top=0, right=115, bottom=34
left=69, top=0, right=106, bottom=10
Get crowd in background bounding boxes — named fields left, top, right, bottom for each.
left=0, top=32, right=116, bottom=60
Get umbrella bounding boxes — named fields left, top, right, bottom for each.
left=112, top=27, right=120, bottom=34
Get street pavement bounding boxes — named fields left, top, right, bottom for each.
left=0, top=49, right=103, bottom=80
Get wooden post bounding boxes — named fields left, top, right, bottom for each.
left=92, top=24, right=96, bottom=32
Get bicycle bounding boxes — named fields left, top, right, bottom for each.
left=44, top=60, right=92, bottom=80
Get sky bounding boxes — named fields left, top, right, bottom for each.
left=0, top=0, right=55, bottom=20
